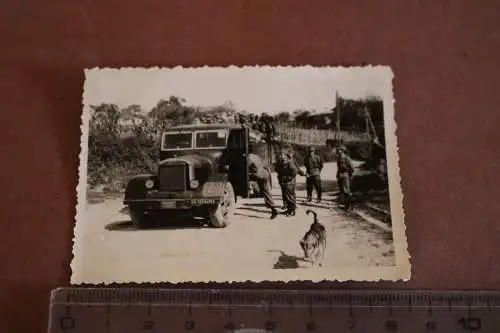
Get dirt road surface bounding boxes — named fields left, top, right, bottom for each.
left=72, top=162, right=395, bottom=283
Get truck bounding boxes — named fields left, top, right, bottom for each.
left=123, top=123, right=272, bottom=229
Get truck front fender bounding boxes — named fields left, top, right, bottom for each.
left=124, top=173, right=157, bottom=201
left=200, top=179, right=230, bottom=198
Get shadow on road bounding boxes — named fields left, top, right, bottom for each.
left=105, top=220, right=137, bottom=231
left=236, top=206, right=271, bottom=214
left=105, top=218, right=210, bottom=231
left=298, top=202, right=335, bottom=210
left=234, top=212, right=264, bottom=219
left=242, top=202, right=267, bottom=207
left=243, top=201, right=336, bottom=211
left=295, top=179, right=338, bottom=192
left=268, top=250, right=307, bottom=269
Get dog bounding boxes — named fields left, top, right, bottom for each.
left=299, top=209, right=327, bottom=267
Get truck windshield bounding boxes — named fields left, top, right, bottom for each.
left=195, top=130, right=227, bottom=148
left=161, top=132, right=193, bottom=150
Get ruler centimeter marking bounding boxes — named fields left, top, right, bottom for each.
left=49, top=288, right=500, bottom=333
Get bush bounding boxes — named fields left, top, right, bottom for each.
left=87, top=97, right=239, bottom=191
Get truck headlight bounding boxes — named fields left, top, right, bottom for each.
left=190, top=179, right=199, bottom=189
left=145, top=179, right=154, bottom=189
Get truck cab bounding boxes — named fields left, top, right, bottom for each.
left=123, top=123, right=269, bottom=229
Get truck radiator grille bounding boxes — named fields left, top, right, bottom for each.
left=159, top=164, right=187, bottom=191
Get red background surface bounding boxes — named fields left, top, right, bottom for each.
left=1, top=1, right=500, bottom=331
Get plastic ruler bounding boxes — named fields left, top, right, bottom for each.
left=48, top=288, right=500, bottom=332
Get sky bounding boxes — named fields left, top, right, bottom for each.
left=83, top=66, right=393, bottom=115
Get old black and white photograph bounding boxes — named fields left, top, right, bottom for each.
left=71, top=66, right=410, bottom=283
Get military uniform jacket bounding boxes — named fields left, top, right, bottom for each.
left=304, top=153, right=323, bottom=176
left=274, top=157, right=286, bottom=184
left=278, top=157, right=305, bottom=183
left=248, top=153, right=270, bottom=181
left=336, top=155, right=355, bottom=177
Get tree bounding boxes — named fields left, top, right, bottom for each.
left=148, top=96, right=196, bottom=134
left=275, top=111, right=292, bottom=124
left=89, top=103, right=122, bottom=139
left=120, top=104, right=153, bottom=138
left=293, top=109, right=312, bottom=128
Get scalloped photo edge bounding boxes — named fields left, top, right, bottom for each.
left=70, top=65, right=410, bottom=284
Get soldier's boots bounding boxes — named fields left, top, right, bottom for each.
left=270, top=208, right=278, bottom=219
left=344, top=197, right=353, bottom=211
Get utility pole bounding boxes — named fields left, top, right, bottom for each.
left=335, top=90, right=341, bottom=146
left=263, top=115, right=274, bottom=167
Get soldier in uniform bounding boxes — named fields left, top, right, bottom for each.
left=238, top=113, right=247, bottom=126
left=280, top=148, right=306, bottom=216
left=274, top=150, right=288, bottom=210
left=287, top=148, right=303, bottom=171
left=336, top=145, right=355, bottom=210
left=248, top=151, right=278, bottom=219
left=266, top=117, right=277, bottom=140
left=304, top=146, right=324, bottom=203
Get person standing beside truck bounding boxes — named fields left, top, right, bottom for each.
left=280, top=147, right=306, bottom=216
left=248, top=151, right=278, bottom=219
left=274, top=149, right=288, bottom=210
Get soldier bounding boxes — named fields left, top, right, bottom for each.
left=248, top=151, right=278, bottom=219
left=238, top=113, right=247, bottom=126
left=251, top=117, right=260, bottom=131
left=258, top=115, right=267, bottom=134
left=281, top=148, right=306, bottom=216
left=288, top=149, right=305, bottom=177
left=274, top=150, right=288, bottom=210
left=336, top=145, right=355, bottom=210
left=377, top=158, right=387, bottom=182
left=304, top=146, right=323, bottom=203
left=265, top=116, right=277, bottom=141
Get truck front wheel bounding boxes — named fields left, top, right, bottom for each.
left=208, top=182, right=236, bottom=228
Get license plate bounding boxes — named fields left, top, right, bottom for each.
left=192, top=199, right=218, bottom=205
left=160, top=201, right=176, bottom=209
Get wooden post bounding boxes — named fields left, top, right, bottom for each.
left=364, top=107, right=370, bottom=139
left=336, top=91, right=341, bottom=146
left=366, top=107, right=380, bottom=145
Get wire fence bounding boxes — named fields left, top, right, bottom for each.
left=276, top=124, right=371, bottom=146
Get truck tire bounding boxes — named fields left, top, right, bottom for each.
left=129, top=208, right=150, bottom=229
left=208, top=182, right=236, bottom=228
